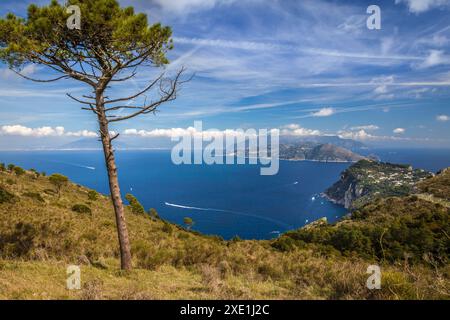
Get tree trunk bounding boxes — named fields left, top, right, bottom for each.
left=96, top=95, right=132, bottom=270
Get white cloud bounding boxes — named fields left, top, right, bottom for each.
left=311, top=107, right=335, bottom=117
left=417, top=50, right=447, bottom=68
left=372, top=76, right=393, bottom=95
left=123, top=127, right=259, bottom=139
left=173, top=37, right=281, bottom=51
left=152, top=0, right=237, bottom=14
left=66, top=130, right=98, bottom=138
left=0, top=65, right=38, bottom=80
left=393, top=128, right=406, bottom=134
left=0, top=125, right=63, bottom=137
left=375, top=93, right=396, bottom=100
left=123, top=124, right=321, bottom=139
left=416, top=34, right=450, bottom=47
left=280, top=124, right=322, bottom=136
left=374, top=85, right=388, bottom=94
left=0, top=125, right=97, bottom=138
left=339, top=129, right=418, bottom=142
left=395, top=0, right=450, bottom=13
left=371, top=75, right=395, bottom=85
left=350, top=125, right=380, bottom=131
left=436, top=114, right=450, bottom=121
left=337, top=15, right=366, bottom=35
left=339, top=129, right=375, bottom=141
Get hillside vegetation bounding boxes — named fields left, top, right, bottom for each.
left=325, top=160, right=432, bottom=209
left=418, top=168, right=450, bottom=202
left=279, top=143, right=365, bottom=162
left=0, top=165, right=449, bottom=300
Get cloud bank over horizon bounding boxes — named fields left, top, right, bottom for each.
left=0, top=0, right=449, bottom=148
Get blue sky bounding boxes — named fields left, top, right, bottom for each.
left=0, top=0, right=449, bottom=149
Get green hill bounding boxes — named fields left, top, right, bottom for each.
left=279, top=143, right=366, bottom=162
left=0, top=164, right=449, bottom=299
left=325, top=160, right=433, bottom=209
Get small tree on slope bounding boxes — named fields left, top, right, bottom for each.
left=0, top=0, right=188, bottom=270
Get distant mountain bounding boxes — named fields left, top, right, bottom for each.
left=59, top=137, right=176, bottom=150
left=59, top=138, right=103, bottom=150
left=59, top=138, right=131, bottom=150
left=279, top=143, right=366, bottom=162
left=280, top=135, right=367, bottom=152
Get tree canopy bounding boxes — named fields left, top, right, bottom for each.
left=0, top=0, right=184, bottom=125
left=0, top=0, right=172, bottom=73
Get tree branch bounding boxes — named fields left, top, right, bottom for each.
left=11, top=68, right=69, bottom=83
left=104, top=73, right=165, bottom=105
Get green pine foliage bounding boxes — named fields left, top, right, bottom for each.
left=125, top=193, right=145, bottom=215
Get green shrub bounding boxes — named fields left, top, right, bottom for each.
left=230, top=235, right=242, bottom=242
left=0, top=186, right=16, bottom=204
left=125, top=193, right=145, bottom=215
left=49, top=174, right=69, bottom=198
left=87, top=190, right=98, bottom=201
left=271, top=236, right=299, bottom=252
left=272, top=197, right=450, bottom=265
left=7, top=164, right=15, bottom=172
left=72, top=204, right=92, bottom=214
left=161, top=221, right=173, bottom=234
left=183, top=217, right=194, bottom=230
left=148, top=208, right=159, bottom=220
left=257, top=262, right=284, bottom=280
left=29, top=169, right=40, bottom=178
left=13, top=166, right=25, bottom=176
left=22, top=192, right=45, bottom=203
left=135, top=245, right=174, bottom=270
left=0, top=163, right=5, bottom=171
left=417, top=169, right=450, bottom=201
left=0, top=222, right=37, bottom=258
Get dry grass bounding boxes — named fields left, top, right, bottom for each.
left=0, top=169, right=449, bottom=300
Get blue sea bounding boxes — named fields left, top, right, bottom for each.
left=1, top=148, right=449, bottom=239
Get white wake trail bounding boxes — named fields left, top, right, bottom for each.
left=49, top=160, right=96, bottom=170
left=164, top=202, right=292, bottom=229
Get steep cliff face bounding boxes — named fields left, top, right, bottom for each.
left=325, top=160, right=433, bottom=210
left=325, top=169, right=368, bottom=209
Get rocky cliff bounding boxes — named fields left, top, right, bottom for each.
left=325, top=160, right=433, bottom=209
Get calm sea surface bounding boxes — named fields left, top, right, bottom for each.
left=1, top=148, right=448, bottom=239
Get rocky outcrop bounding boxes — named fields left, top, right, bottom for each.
left=302, top=217, right=328, bottom=230
left=325, top=160, right=433, bottom=210
left=325, top=171, right=368, bottom=209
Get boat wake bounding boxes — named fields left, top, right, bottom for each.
left=49, top=160, right=95, bottom=170
left=164, top=202, right=292, bottom=229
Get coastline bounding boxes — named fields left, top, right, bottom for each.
left=320, top=192, right=343, bottom=206
left=279, top=158, right=359, bottom=163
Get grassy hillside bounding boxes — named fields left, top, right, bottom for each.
left=418, top=168, right=450, bottom=202
left=0, top=165, right=449, bottom=300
